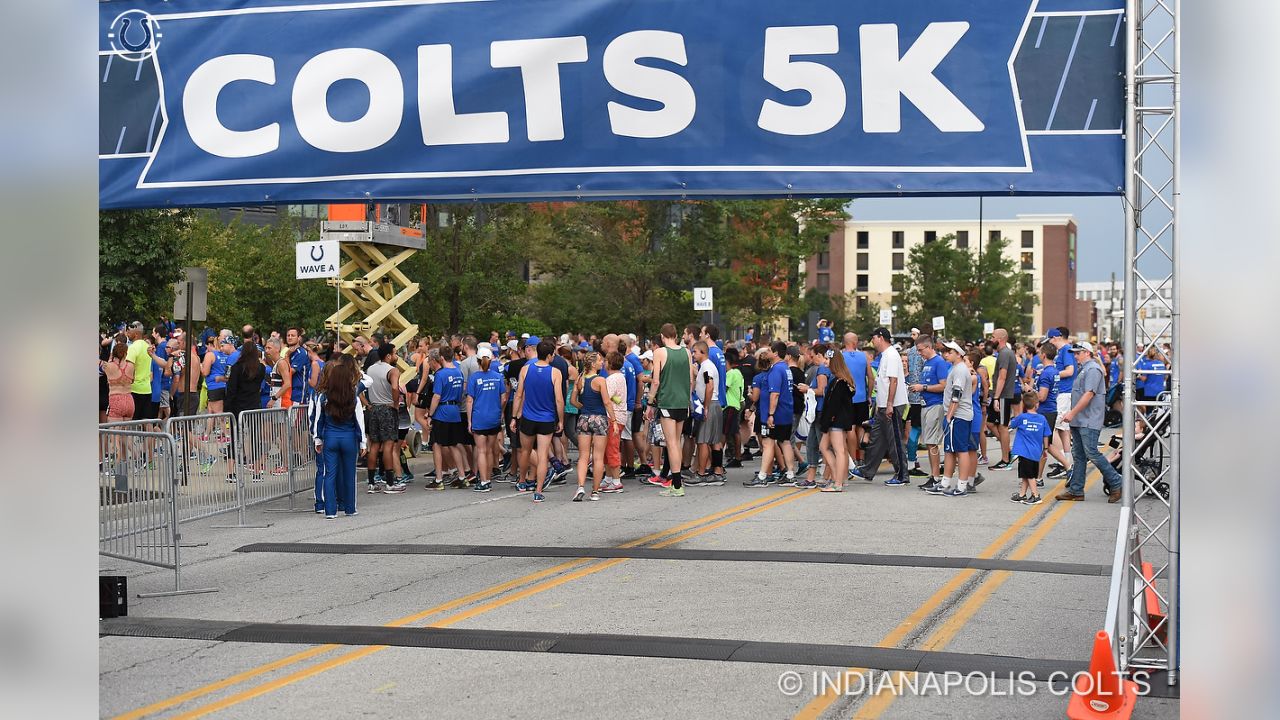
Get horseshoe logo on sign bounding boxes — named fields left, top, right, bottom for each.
left=310, top=244, right=325, bottom=262
left=107, top=10, right=162, bottom=62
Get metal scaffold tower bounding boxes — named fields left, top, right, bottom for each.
left=320, top=215, right=424, bottom=378
left=1115, top=0, right=1179, bottom=684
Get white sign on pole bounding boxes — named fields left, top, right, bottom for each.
left=983, top=322, right=995, bottom=335
left=693, top=287, right=714, bottom=311
left=296, top=240, right=340, bottom=279
left=878, top=308, right=893, bottom=326
left=932, top=316, right=946, bottom=330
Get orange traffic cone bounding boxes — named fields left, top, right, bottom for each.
left=1066, top=631, right=1139, bottom=719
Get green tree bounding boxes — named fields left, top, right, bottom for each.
left=897, top=234, right=1036, bottom=341
left=99, top=209, right=192, bottom=327
left=179, top=212, right=334, bottom=334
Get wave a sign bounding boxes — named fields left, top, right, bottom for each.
left=99, top=0, right=1125, bottom=208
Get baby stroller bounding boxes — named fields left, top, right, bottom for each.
left=1105, top=395, right=1172, bottom=500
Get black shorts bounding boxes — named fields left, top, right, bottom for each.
left=762, top=423, right=793, bottom=441
left=1017, top=457, right=1040, bottom=479
left=397, top=427, right=409, bottom=440
left=207, top=388, right=227, bottom=402
left=473, top=426, right=501, bottom=436
left=851, top=401, right=870, bottom=425
left=906, top=404, right=922, bottom=425
left=459, top=412, right=475, bottom=445
left=99, top=377, right=110, bottom=412
left=995, top=398, right=1019, bottom=426
left=1040, top=412, right=1058, bottom=436
left=684, top=417, right=701, bottom=438
left=431, top=420, right=468, bottom=447
left=630, top=409, right=643, bottom=433
left=723, top=406, right=739, bottom=438
left=519, top=417, right=557, bottom=437
left=658, top=407, right=689, bottom=422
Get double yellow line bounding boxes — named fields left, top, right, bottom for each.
left=115, top=488, right=812, bottom=720
left=796, top=472, right=1100, bottom=720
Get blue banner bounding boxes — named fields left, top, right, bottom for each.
left=99, top=0, right=1125, bottom=208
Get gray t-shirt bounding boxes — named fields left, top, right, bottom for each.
left=1070, top=359, right=1107, bottom=429
left=944, top=361, right=974, bottom=422
left=459, top=354, right=480, bottom=384
left=995, top=345, right=1018, bottom=398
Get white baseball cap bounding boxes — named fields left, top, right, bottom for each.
left=640, top=350, right=654, bottom=362
left=477, top=345, right=494, bottom=359
left=941, top=340, right=964, bottom=354
left=521, top=333, right=530, bottom=339
left=1071, top=340, right=1095, bottom=354
left=506, top=340, right=518, bottom=351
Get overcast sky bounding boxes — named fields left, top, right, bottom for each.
left=847, top=196, right=1124, bottom=283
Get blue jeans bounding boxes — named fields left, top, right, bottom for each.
left=320, top=428, right=360, bottom=516
left=313, top=448, right=326, bottom=513
left=1068, top=426, right=1123, bottom=496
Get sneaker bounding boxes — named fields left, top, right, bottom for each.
left=325, top=515, right=337, bottom=520
left=589, top=491, right=601, bottom=501
left=704, top=474, right=726, bottom=486
left=620, top=467, right=636, bottom=480
left=1036, top=478, right=1045, bottom=487
left=908, top=465, right=929, bottom=478
left=943, top=487, right=969, bottom=497
left=533, top=492, right=545, bottom=503
left=424, top=480, right=445, bottom=491
left=796, top=461, right=809, bottom=474
left=367, top=483, right=381, bottom=494
left=743, top=475, right=770, bottom=488
left=515, top=481, right=534, bottom=493
left=884, top=478, right=909, bottom=487
left=1023, top=494, right=1044, bottom=505
left=725, top=459, right=743, bottom=469
left=449, top=476, right=467, bottom=489
left=658, top=486, right=685, bottom=497
left=989, top=459, right=1011, bottom=470
left=919, top=479, right=938, bottom=492
left=399, top=472, right=414, bottom=484
left=1047, top=462, right=1065, bottom=474
left=472, top=482, right=492, bottom=493
left=768, top=472, right=783, bottom=485
left=977, top=455, right=989, bottom=465
left=777, top=474, right=797, bottom=487
left=926, top=483, right=947, bottom=496
left=1010, top=492, right=1027, bottom=503
left=600, top=480, right=624, bottom=494
left=848, top=467, right=867, bottom=482
left=383, top=482, right=407, bottom=494
left=972, top=473, right=986, bottom=490
left=573, top=487, right=586, bottom=502
left=794, top=479, right=818, bottom=489
left=684, top=474, right=707, bottom=486
left=345, top=510, right=359, bottom=516
left=647, top=475, right=672, bottom=489
left=1047, top=466, right=1070, bottom=479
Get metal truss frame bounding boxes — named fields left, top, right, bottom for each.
left=1119, top=0, right=1179, bottom=684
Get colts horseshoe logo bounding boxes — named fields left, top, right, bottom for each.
left=310, top=245, right=326, bottom=262
left=107, top=10, right=162, bottom=62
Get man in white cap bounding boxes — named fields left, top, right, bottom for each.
left=1057, top=341, right=1123, bottom=502
left=930, top=340, right=975, bottom=497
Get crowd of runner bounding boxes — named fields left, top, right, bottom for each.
left=100, top=319, right=1170, bottom=516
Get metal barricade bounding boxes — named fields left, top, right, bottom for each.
left=164, top=412, right=240, bottom=523
left=236, top=408, right=298, bottom=508
left=98, top=430, right=217, bottom=598
left=265, top=404, right=318, bottom=513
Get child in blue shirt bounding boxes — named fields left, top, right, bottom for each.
left=1009, top=392, right=1051, bottom=505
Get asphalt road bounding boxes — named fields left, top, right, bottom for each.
left=100, top=442, right=1178, bottom=720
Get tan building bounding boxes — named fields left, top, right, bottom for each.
left=805, top=214, right=1093, bottom=337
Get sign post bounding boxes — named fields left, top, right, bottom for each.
left=172, top=267, right=207, bottom=419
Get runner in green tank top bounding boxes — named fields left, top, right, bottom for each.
left=647, top=323, right=694, bottom=497
left=656, top=345, right=691, bottom=409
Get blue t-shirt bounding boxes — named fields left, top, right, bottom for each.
left=1010, top=412, right=1051, bottom=461
left=467, top=370, right=505, bottom=431
left=766, top=361, right=794, bottom=425
left=206, top=350, right=231, bottom=391
left=920, top=355, right=949, bottom=408
left=155, top=343, right=172, bottom=391
left=818, top=326, right=835, bottom=344
left=150, top=357, right=163, bottom=402
left=708, top=344, right=728, bottom=408
left=1136, top=358, right=1167, bottom=396
left=971, top=372, right=985, bottom=435
left=843, top=350, right=869, bottom=403
left=1054, top=345, right=1077, bottom=394
left=1109, top=357, right=1121, bottom=385
left=431, top=365, right=465, bottom=422
left=288, top=347, right=312, bottom=401
left=624, top=353, right=644, bottom=408
left=814, top=365, right=832, bottom=411
left=751, top=371, right=769, bottom=404
left=1036, top=364, right=1059, bottom=414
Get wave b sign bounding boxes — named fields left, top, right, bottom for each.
left=99, top=0, right=1125, bottom=208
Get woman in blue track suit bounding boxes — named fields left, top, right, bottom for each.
left=309, top=355, right=367, bottom=519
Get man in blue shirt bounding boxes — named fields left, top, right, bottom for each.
left=285, top=327, right=319, bottom=407
left=1046, top=328, right=1076, bottom=464
left=909, top=336, right=951, bottom=490
left=841, top=332, right=873, bottom=474
left=746, top=341, right=796, bottom=487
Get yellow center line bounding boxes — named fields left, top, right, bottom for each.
left=114, top=488, right=806, bottom=720
left=793, top=473, right=1097, bottom=720
left=169, top=488, right=814, bottom=720
left=851, top=477, right=1095, bottom=719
